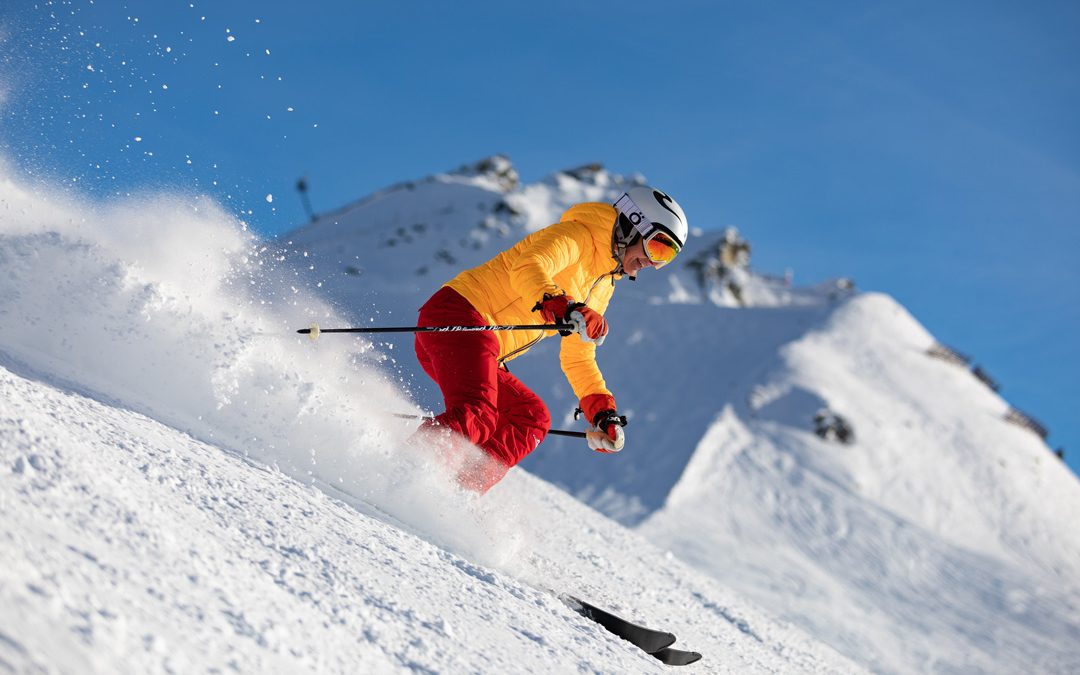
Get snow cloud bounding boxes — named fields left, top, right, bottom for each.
left=0, top=161, right=518, bottom=568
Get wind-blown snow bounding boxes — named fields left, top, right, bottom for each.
left=0, top=168, right=525, bottom=571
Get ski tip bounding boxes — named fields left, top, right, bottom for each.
left=652, top=647, right=703, bottom=666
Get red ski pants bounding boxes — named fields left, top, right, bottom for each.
left=414, top=287, right=550, bottom=490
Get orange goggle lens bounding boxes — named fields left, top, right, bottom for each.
left=643, top=230, right=681, bottom=267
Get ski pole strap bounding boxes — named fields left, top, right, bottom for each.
left=574, top=407, right=629, bottom=429
left=298, top=322, right=573, bottom=339
left=392, top=413, right=586, bottom=439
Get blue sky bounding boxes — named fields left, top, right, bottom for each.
left=2, top=0, right=1077, bottom=475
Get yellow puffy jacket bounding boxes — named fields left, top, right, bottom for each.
left=445, top=202, right=621, bottom=402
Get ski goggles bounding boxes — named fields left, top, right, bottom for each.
left=642, top=229, right=681, bottom=268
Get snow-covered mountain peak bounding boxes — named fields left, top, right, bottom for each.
left=445, top=154, right=521, bottom=192
left=282, top=156, right=819, bottom=325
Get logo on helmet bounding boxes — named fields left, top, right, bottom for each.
left=653, top=190, right=683, bottom=223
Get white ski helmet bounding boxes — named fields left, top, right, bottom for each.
left=612, top=186, right=688, bottom=272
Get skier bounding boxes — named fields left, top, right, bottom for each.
left=413, top=186, right=688, bottom=492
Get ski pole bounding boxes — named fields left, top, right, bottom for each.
left=298, top=322, right=572, bottom=340
left=391, top=413, right=587, bottom=439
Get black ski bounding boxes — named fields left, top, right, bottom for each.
left=653, top=646, right=703, bottom=666
left=563, top=594, right=702, bottom=664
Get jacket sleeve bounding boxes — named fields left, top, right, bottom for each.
left=560, top=337, right=614, bottom=402
left=507, top=220, right=591, bottom=303
left=559, top=278, right=616, bottom=401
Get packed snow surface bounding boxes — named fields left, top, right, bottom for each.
left=1, top=362, right=859, bottom=674
left=3, top=156, right=1079, bottom=673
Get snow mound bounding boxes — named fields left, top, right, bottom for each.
left=640, top=292, right=1080, bottom=673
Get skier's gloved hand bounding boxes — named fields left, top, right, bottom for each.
left=568, top=304, right=608, bottom=346
left=534, top=293, right=576, bottom=336
left=579, top=393, right=626, bottom=453
left=588, top=412, right=626, bottom=453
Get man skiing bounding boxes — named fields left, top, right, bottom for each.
left=413, top=186, right=688, bottom=492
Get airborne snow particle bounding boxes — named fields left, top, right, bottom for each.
left=134, top=136, right=142, bottom=142
left=265, top=194, right=273, bottom=203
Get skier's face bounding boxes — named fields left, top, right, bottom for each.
left=622, top=239, right=658, bottom=276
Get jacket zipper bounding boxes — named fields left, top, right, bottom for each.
left=497, top=267, right=621, bottom=365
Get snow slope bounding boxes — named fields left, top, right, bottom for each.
left=0, top=161, right=861, bottom=672
left=1, top=361, right=861, bottom=674
left=640, top=294, right=1080, bottom=673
